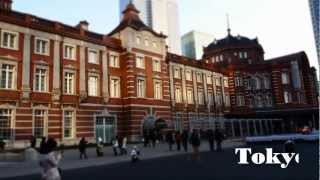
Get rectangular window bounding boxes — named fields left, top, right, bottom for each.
left=88, top=75, right=98, bottom=96
left=136, top=56, right=145, bottom=69
left=174, top=68, right=181, bottom=79
left=237, top=95, right=245, bottom=106
left=216, top=92, right=222, bottom=106
left=154, top=80, right=162, bottom=99
left=198, top=90, right=204, bottom=104
left=0, top=64, right=15, bottom=89
left=110, top=77, right=120, bottom=98
left=35, top=38, right=49, bottom=55
left=284, top=91, right=292, bottom=103
left=206, top=75, right=212, bottom=84
left=109, top=54, right=119, bottom=68
left=187, top=88, right=194, bottom=104
left=33, top=110, right=46, bottom=138
left=175, top=86, right=182, bottom=103
left=137, top=78, right=146, bottom=98
left=215, top=77, right=221, bottom=86
left=63, top=111, right=74, bottom=139
left=1, top=30, right=18, bottom=50
left=34, top=68, right=47, bottom=92
left=196, top=73, right=202, bottom=83
left=186, top=70, right=192, bottom=81
left=224, top=79, right=229, bottom=87
left=64, top=72, right=75, bottom=94
left=64, top=44, right=76, bottom=60
left=153, top=59, right=161, bottom=72
left=88, top=49, right=98, bottom=64
left=235, top=77, right=243, bottom=87
left=244, top=52, right=248, bottom=59
left=225, top=93, right=230, bottom=107
left=281, top=72, right=290, bottom=84
left=208, top=92, right=213, bottom=105
left=0, top=109, right=12, bottom=140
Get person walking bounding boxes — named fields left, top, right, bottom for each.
left=190, top=129, right=201, bottom=161
left=39, top=138, right=62, bottom=180
left=214, top=129, right=224, bottom=152
left=96, top=137, right=104, bottom=157
left=112, top=136, right=119, bottom=156
left=206, top=129, right=215, bottom=152
left=39, top=137, right=48, bottom=154
left=121, top=136, right=128, bottom=155
left=175, top=131, right=182, bottom=151
left=79, top=137, right=88, bottom=159
left=150, top=130, right=156, bottom=148
left=181, top=130, right=189, bottom=152
left=165, top=131, right=174, bottom=151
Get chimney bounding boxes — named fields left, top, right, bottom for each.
left=0, top=0, right=12, bottom=11
left=77, top=20, right=89, bottom=31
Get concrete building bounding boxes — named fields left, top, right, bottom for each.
left=0, top=0, right=318, bottom=148
left=182, top=31, right=215, bottom=60
left=119, top=0, right=182, bottom=54
left=309, top=0, right=319, bottom=62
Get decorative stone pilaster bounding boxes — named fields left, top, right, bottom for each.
left=21, top=34, right=31, bottom=102
left=79, top=45, right=87, bottom=102
left=52, top=40, right=61, bottom=102
left=102, top=50, right=109, bottom=103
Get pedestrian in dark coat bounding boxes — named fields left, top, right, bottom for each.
left=175, top=131, right=182, bottom=151
left=206, top=129, right=215, bottom=152
left=79, top=137, right=88, bottom=159
left=30, top=136, right=36, bottom=148
left=214, top=129, right=224, bottom=152
left=165, top=131, right=174, bottom=151
left=190, top=129, right=201, bottom=161
left=39, top=137, right=48, bottom=154
left=181, top=130, right=189, bottom=152
left=150, top=130, right=156, bottom=148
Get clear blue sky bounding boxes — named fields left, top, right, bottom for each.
left=14, top=0, right=318, bottom=74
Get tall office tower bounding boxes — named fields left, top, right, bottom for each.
left=309, top=0, right=319, bottom=63
left=181, top=31, right=215, bottom=59
left=119, top=0, right=182, bottom=54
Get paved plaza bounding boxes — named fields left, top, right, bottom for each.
left=0, top=141, right=318, bottom=180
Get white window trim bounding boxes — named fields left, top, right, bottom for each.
left=187, top=88, right=194, bottom=104
left=63, top=69, right=76, bottom=95
left=135, top=55, right=145, bottom=69
left=153, top=79, right=162, bottom=100
left=63, top=43, right=76, bottom=60
left=174, top=68, right=181, bottom=79
left=0, top=108, right=15, bottom=140
left=186, top=70, right=192, bottom=81
left=110, top=76, right=121, bottom=98
left=34, top=37, right=50, bottom=56
left=33, top=65, right=49, bottom=93
left=137, top=77, right=146, bottom=98
left=88, top=48, right=99, bottom=64
left=109, top=52, right=120, bottom=68
left=62, top=108, right=76, bottom=139
left=32, top=108, right=48, bottom=138
left=0, top=60, right=17, bottom=90
left=153, top=59, right=161, bottom=72
left=88, top=73, right=100, bottom=97
left=1, top=30, right=19, bottom=50
left=175, top=86, right=182, bottom=103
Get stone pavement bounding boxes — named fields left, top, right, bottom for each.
left=0, top=139, right=244, bottom=179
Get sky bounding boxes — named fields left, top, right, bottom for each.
left=14, top=0, right=319, bottom=74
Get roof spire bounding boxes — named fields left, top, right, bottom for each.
left=226, top=13, right=231, bottom=36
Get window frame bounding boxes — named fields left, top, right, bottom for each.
left=63, top=43, right=76, bottom=60
left=152, top=59, right=161, bottom=72
left=175, top=86, right=182, bottom=103
left=154, top=79, right=162, bottom=100
left=88, top=48, right=99, bottom=64
left=137, top=77, right=146, bottom=98
left=34, top=66, right=49, bottom=93
left=63, top=109, right=75, bottom=139
left=135, top=55, right=145, bottom=69
left=109, top=53, right=120, bottom=68
left=32, top=109, right=48, bottom=139
left=88, top=73, right=99, bottom=97
left=110, top=76, right=121, bottom=98
left=34, top=37, right=50, bottom=56
left=63, top=70, right=76, bottom=95
left=1, top=30, right=19, bottom=50
left=0, top=61, right=17, bottom=90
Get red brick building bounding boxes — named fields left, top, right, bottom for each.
left=0, top=1, right=317, bottom=147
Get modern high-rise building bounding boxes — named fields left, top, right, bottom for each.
left=181, top=31, right=215, bottom=59
left=309, top=0, right=319, bottom=63
left=119, top=0, right=182, bottom=54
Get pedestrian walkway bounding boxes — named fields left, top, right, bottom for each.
left=0, top=139, right=244, bottom=178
